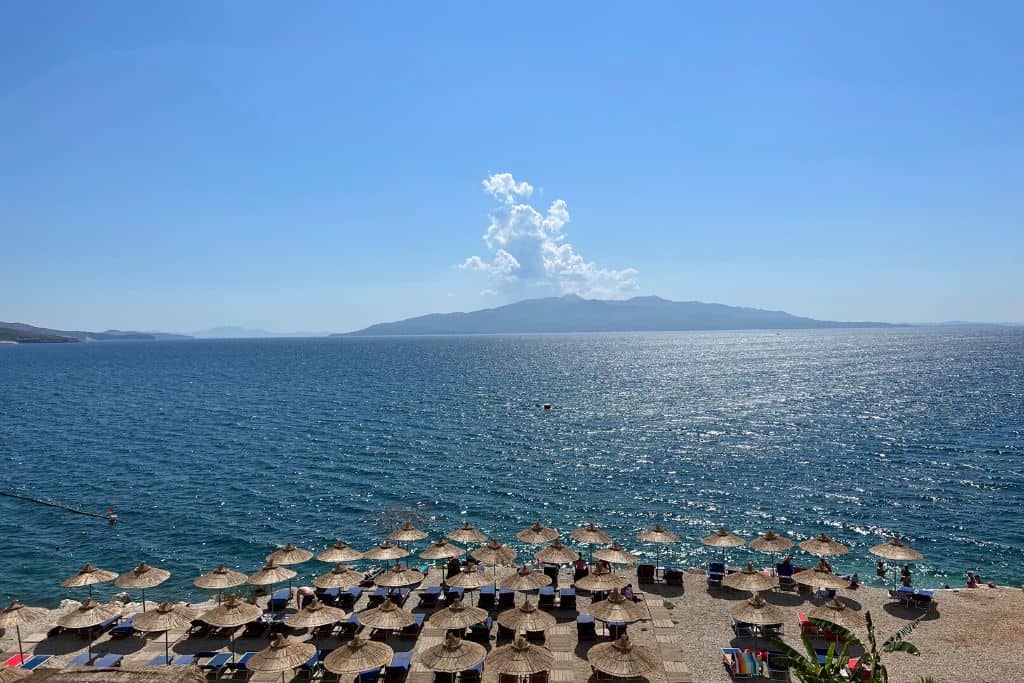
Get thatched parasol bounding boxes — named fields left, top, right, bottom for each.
left=133, top=602, right=198, bottom=663
left=115, top=562, right=171, bottom=611
left=730, top=593, right=786, bottom=625
left=363, top=542, right=410, bottom=563
left=427, top=598, right=489, bottom=630
left=637, top=524, right=679, bottom=544
left=248, top=561, right=297, bottom=586
left=246, top=634, right=316, bottom=677
left=587, top=636, right=657, bottom=678
left=448, top=564, right=494, bottom=590
left=421, top=539, right=466, bottom=561
left=702, top=528, right=745, bottom=549
left=448, top=522, right=488, bottom=545
left=593, top=542, right=635, bottom=566
left=389, top=522, right=428, bottom=543
left=750, top=531, right=794, bottom=554
left=194, top=564, right=248, bottom=604
left=485, top=636, right=555, bottom=675
left=358, top=599, right=416, bottom=630
left=419, top=634, right=487, bottom=673
left=571, top=523, right=612, bottom=546
left=324, top=637, right=394, bottom=675
left=314, top=564, right=364, bottom=590
left=267, top=543, right=314, bottom=566
left=516, top=523, right=559, bottom=545
left=61, top=564, right=118, bottom=597
left=375, top=566, right=425, bottom=588
left=498, top=567, right=552, bottom=592
left=57, top=599, right=121, bottom=660
left=496, top=600, right=556, bottom=633
left=869, top=538, right=923, bottom=562
left=284, top=599, right=346, bottom=629
left=799, top=534, right=849, bottom=557
left=588, top=591, right=646, bottom=623
left=791, top=566, right=852, bottom=590
left=574, top=566, right=628, bottom=592
left=318, top=540, right=364, bottom=563
left=809, top=598, right=866, bottom=629
left=199, top=595, right=264, bottom=665
left=722, top=563, right=778, bottom=592
left=471, top=539, right=517, bottom=566
left=534, top=539, right=579, bottom=565
left=0, top=601, right=47, bottom=663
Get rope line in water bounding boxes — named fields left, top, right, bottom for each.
left=0, top=490, right=110, bottom=519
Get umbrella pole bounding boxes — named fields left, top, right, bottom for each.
left=142, top=588, right=146, bottom=612
left=16, top=625, right=24, bottom=662
left=164, top=629, right=170, bottom=663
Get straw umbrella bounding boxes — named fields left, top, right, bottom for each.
left=318, top=540, right=364, bottom=563
left=751, top=531, right=793, bottom=554
left=267, top=543, right=314, bottom=566
left=389, top=522, right=428, bottom=544
left=358, top=599, right=416, bottom=631
left=363, top=542, right=410, bottom=568
left=428, top=598, right=489, bottom=631
left=421, top=539, right=466, bottom=561
left=284, top=599, right=346, bottom=630
left=486, top=636, right=555, bottom=676
left=448, top=522, right=488, bottom=545
left=799, top=534, right=849, bottom=558
left=498, top=567, right=552, bottom=592
left=496, top=600, right=556, bottom=633
left=593, top=542, right=635, bottom=566
left=56, top=599, right=121, bottom=661
left=571, top=524, right=612, bottom=561
left=133, top=601, right=197, bottom=664
left=702, top=528, right=745, bottom=562
left=472, top=539, right=517, bottom=567
left=516, top=523, right=559, bottom=545
left=808, top=597, right=866, bottom=630
left=61, top=563, right=117, bottom=598
left=248, top=560, right=298, bottom=609
left=534, top=539, right=579, bottom=565
left=0, top=601, right=46, bottom=664
left=448, top=563, right=494, bottom=604
left=869, top=538, right=923, bottom=588
left=115, top=562, right=170, bottom=612
left=419, top=634, right=487, bottom=673
left=324, top=637, right=394, bottom=676
left=730, top=592, right=786, bottom=626
left=722, top=563, right=778, bottom=593
left=199, top=595, right=263, bottom=664
left=246, top=634, right=316, bottom=683
left=637, top=524, right=680, bottom=575
left=588, top=591, right=646, bottom=623
left=574, top=566, right=628, bottom=592
left=375, top=566, right=425, bottom=589
left=791, top=566, right=852, bottom=590
left=195, top=564, right=248, bottom=604
left=587, top=636, right=657, bottom=678
left=314, top=564, right=364, bottom=590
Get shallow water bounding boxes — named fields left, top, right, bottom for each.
left=1, top=327, right=1021, bottom=605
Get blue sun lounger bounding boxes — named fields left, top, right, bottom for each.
left=110, top=613, right=140, bottom=638
left=200, top=652, right=234, bottom=673
left=267, top=588, right=291, bottom=611
left=231, top=651, right=257, bottom=671
left=70, top=652, right=97, bottom=666
left=385, top=651, right=412, bottom=683
left=93, top=654, right=123, bottom=668
left=20, top=655, right=53, bottom=671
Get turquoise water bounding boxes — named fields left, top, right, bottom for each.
left=1, top=328, right=1021, bottom=606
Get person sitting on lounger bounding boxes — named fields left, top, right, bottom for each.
left=620, top=584, right=635, bottom=601
left=574, top=558, right=588, bottom=582
left=876, top=561, right=887, bottom=579
left=901, top=566, right=912, bottom=587
left=818, top=558, right=833, bottom=573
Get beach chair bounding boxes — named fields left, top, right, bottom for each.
left=110, top=612, right=139, bottom=638
left=360, top=667, right=382, bottom=683
left=400, top=613, right=425, bottom=638
left=231, top=651, right=258, bottom=673
left=766, top=651, right=789, bottom=681
left=537, top=587, right=555, bottom=608
left=3, top=655, right=29, bottom=667
left=798, top=613, right=822, bottom=638
left=708, top=562, right=725, bottom=587
left=200, top=652, right=234, bottom=674
left=731, top=617, right=755, bottom=638
left=559, top=587, right=576, bottom=610
left=542, top=565, right=559, bottom=588
left=317, top=587, right=341, bottom=606
left=187, top=619, right=212, bottom=639
left=776, top=564, right=796, bottom=591
left=498, top=588, right=516, bottom=609
left=607, top=621, right=627, bottom=641
left=149, top=655, right=174, bottom=666
left=460, top=662, right=483, bottom=683
left=763, top=621, right=785, bottom=638
left=576, top=615, right=597, bottom=641
left=664, top=568, right=683, bottom=586
left=19, top=655, right=53, bottom=671
left=637, top=564, right=655, bottom=584
left=339, top=588, right=364, bottom=611
left=268, top=588, right=292, bottom=611
left=339, top=612, right=362, bottom=637
left=445, top=587, right=465, bottom=606
left=70, top=653, right=97, bottom=666
left=368, top=588, right=390, bottom=608
left=93, top=654, right=123, bottom=668
left=384, top=651, right=412, bottom=683
left=419, top=586, right=443, bottom=609
left=721, top=648, right=758, bottom=679
left=911, top=589, right=935, bottom=612
left=468, top=616, right=492, bottom=644
left=477, top=585, right=496, bottom=609
left=172, top=655, right=197, bottom=666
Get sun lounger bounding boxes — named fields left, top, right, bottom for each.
left=525, top=628, right=545, bottom=644
left=576, top=615, right=597, bottom=641
left=731, top=617, right=755, bottom=638
left=149, top=656, right=174, bottom=666
left=93, top=654, right=123, bottom=668
left=19, top=655, right=53, bottom=671
left=497, top=588, right=515, bottom=609
left=537, top=587, right=555, bottom=608
left=368, top=588, right=390, bottom=608
left=559, top=587, right=576, bottom=610
left=172, top=655, right=197, bottom=666
left=542, top=565, right=559, bottom=588
left=766, top=651, right=789, bottom=681
left=637, top=564, right=656, bottom=584
left=607, top=621, right=627, bottom=640
left=419, top=586, right=443, bottom=609
left=110, top=613, right=140, bottom=638
left=317, top=587, right=341, bottom=605
left=231, top=651, right=258, bottom=671
left=200, top=652, right=234, bottom=672
left=444, top=587, right=465, bottom=606
left=763, top=621, right=785, bottom=638
left=385, top=651, right=412, bottom=683
left=339, top=588, right=364, bottom=611
left=360, top=667, right=382, bottom=683
left=476, top=585, right=495, bottom=609
left=467, top=616, right=492, bottom=644
left=460, top=662, right=483, bottom=683
left=722, top=648, right=761, bottom=679
left=339, top=612, right=362, bottom=637
left=400, top=613, right=425, bottom=638
left=708, top=562, right=725, bottom=587
left=776, top=564, right=796, bottom=591
left=798, top=613, right=822, bottom=637
left=361, top=567, right=384, bottom=588
left=268, top=588, right=292, bottom=611
left=70, top=653, right=96, bottom=666
left=4, top=655, right=29, bottom=667
left=664, top=568, right=683, bottom=586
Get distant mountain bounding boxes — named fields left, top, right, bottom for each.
left=0, top=326, right=78, bottom=343
left=0, top=322, right=191, bottom=343
left=338, top=295, right=894, bottom=336
left=191, top=326, right=329, bottom=339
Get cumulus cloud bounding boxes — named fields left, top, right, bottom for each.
left=460, top=173, right=638, bottom=298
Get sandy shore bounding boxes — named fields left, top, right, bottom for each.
left=3, top=567, right=1021, bottom=683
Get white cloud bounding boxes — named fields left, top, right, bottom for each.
left=460, top=173, right=638, bottom=298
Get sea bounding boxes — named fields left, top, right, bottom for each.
left=1, top=327, right=1021, bottom=606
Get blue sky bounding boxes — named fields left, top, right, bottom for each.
left=2, top=2, right=1021, bottom=332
